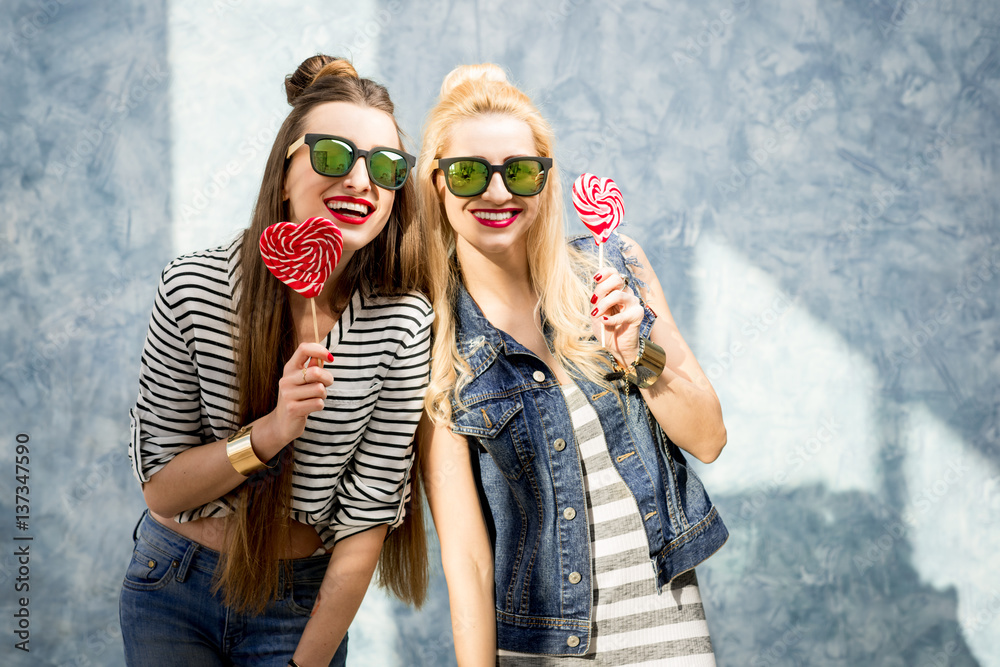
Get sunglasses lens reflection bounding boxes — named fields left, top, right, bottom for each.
left=444, top=158, right=547, bottom=197
left=310, top=138, right=409, bottom=189
left=369, top=150, right=410, bottom=189
left=506, top=159, right=546, bottom=196
left=312, top=138, right=353, bottom=177
left=446, top=160, right=490, bottom=196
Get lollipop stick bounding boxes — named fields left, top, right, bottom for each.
left=310, top=298, right=323, bottom=370
left=598, top=242, right=606, bottom=346
left=310, top=299, right=321, bottom=346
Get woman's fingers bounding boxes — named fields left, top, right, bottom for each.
left=301, top=365, right=334, bottom=387
left=593, top=267, right=627, bottom=298
left=592, top=285, right=640, bottom=322
left=285, top=342, right=335, bottom=374
left=600, top=300, right=645, bottom=328
left=590, top=268, right=643, bottom=365
left=275, top=375, right=328, bottom=425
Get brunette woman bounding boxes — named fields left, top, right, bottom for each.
left=120, top=55, right=430, bottom=667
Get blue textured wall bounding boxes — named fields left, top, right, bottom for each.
left=2, top=1, right=998, bottom=665
left=1, top=0, right=172, bottom=665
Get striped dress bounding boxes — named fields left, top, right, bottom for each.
left=498, top=383, right=715, bottom=666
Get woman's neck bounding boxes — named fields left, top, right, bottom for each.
left=456, top=241, right=535, bottom=314
left=456, top=238, right=571, bottom=384
left=456, top=239, right=550, bottom=352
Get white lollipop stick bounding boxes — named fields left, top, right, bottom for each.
left=572, top=173, right=624, bottom=350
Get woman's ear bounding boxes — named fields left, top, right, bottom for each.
left=433, top=170, right=447, bottom=201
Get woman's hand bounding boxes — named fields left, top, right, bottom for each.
left=142, top=345, right=335, bottom=518
left=590, top=268, right=645, bottom=369
left=256, top=342, right=334, bottom=447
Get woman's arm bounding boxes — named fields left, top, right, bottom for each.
left=142, top=342, right=335, bottom=516
left=421, top=414, right=497, bottom=666
left=290, top=524, right=388, bottom=666
left=593, top=235, right=727, bottom=463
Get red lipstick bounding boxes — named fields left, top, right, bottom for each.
left=470, top=208, right=521, bottom=228
left=324, top=196, right=374, bottom=226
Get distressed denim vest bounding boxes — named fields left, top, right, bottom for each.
left=449, top=235, right=728, bottom=655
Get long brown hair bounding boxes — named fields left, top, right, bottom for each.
left=218, top=54, right=428, bottom=612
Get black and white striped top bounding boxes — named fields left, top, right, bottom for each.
left=499, top=383, right=715, bottom=666
left=127, top=239, right=433, bottom=548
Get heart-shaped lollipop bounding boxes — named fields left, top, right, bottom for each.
left=573, top=173, right=625, bottom=346
left=259, top=217, right=343, bottom=299
left=572, top=173, right=624, bottom=245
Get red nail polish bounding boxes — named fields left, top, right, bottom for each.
left=603, top=316, right=609, bottom=321
left=327, top=353, right=334, bottom=362
left=591, top=307, right=598, bottom=316
left=594, top=273, right=603, bottom=281
left=590, top=294, right=598, bottom=304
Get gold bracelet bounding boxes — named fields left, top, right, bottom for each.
left=624, top=337, right=666, bottom=389
left=226, top=424, right=273, bottom=476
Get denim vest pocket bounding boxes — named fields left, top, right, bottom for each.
left=451, top=396, right=534, bottom=481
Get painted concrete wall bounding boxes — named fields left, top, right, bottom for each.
left=2, top=1, right=997, bottom=665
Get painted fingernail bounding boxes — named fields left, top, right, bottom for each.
left=594, top=273, right=603, bottom=281
left=328, top=353, right=334, bottom=362
left=590, top=294, right=598, bottom=304
left=603, top=316, right=609, bottom=321
left=591, top=307, right=599, bottom=316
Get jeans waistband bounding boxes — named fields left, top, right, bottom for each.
left=132, top=510, right=331, bottom=583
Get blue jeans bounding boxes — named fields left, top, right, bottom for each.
left=119, top=511, right=348, bottom=666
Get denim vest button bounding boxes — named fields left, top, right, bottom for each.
left=553, top=438, right=566, bottom=451
left=563, top=507, right=576, bottom=520
left=568, top=571, right=582, bottom=584
left=532, top=370, right=545, bottom=382
left=567, top=635, right=581, bottom=647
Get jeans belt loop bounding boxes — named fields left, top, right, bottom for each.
left=132, top=511, right=146, bottom=543
left=175, top=540, right=199, bottom=583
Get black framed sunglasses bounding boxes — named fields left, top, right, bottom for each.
left=286, top=134, right=416, bottom=190
left=435, top=156, right=553, bottom=197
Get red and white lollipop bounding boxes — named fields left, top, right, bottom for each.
left=573, top=173, right=624, bottom=245
left=260, top=216, right=343, bottom=365
left=572, top=173, right=624, bottom=344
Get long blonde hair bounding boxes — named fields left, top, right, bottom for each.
left=222, top=54, right=427, bottom=613
left=419, top=64, right=613, bottom=424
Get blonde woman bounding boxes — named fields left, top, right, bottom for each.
left=418, top=64, right=729, bottom=665
left=120, top=55, right=430, bottom=667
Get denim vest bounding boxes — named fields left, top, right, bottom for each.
left=449, top=234, right=728, bottom=655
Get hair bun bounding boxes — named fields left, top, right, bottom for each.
left=439, top=63, right=509, bottom=98
left=285, top=55, right=359, bottom=105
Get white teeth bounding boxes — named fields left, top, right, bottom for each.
left=476, top=211, right=515, bottom=221
left=327, top=201, right=371, bottom=215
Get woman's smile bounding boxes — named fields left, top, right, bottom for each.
left=470, top=208, right=521, bottom=227
left=324, top=195, right=375, bottom=225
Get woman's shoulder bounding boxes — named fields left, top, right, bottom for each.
left=156, top=239, right=241, bottom=308
left=160, top=238, right=240, bottom=284
left=566, top=231, right=633, bottom=254
left=358, top=290, right=434, bottom=324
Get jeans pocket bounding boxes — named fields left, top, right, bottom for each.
left=287, top=575, right=323, bottom=617
left=121, top=543, right=177, bottom=592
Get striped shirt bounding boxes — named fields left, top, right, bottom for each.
left=499, top=383, right=715, bottom=666
left=127, top=239, right=433, bottom=548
